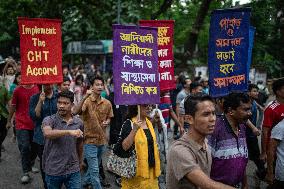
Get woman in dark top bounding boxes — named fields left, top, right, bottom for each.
left=119, top=105, right=161, bottom=189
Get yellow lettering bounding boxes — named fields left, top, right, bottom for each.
left=21, top=25, right=57, bottom=35
left=32, top=38, right=37, bottom=46
left=43, top=51, right=49, bottom=61
left=35, top=51, right=41, bottom=61
left=22, top=25, right=25, bottom=34
left=27, top=51, right=34, bottom=62
left=26, top=65, right=32, bottom=76
left=26, top=65, right=58, bottom=76
left=26, top=51, right=49, bottom=62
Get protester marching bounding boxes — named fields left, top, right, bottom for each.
left=0, top=2, right=284, bottom=189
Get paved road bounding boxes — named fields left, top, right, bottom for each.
left=0, top=129, right=268, bottom=189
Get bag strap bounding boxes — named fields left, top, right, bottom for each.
left=114, top=119, right=135, bottom=154
left=118, top=119, right=133, bottom=137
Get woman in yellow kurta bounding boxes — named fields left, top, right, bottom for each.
left=120, top=104, right=161, bottom=189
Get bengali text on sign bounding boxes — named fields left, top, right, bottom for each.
left=139, top=20, right=175, bottom=91
left=113, top=25, right=160, bottom=105
left=208, top=8, right=251, bottom=97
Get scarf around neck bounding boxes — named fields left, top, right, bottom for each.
left=131, top=117, right=161, bottom=178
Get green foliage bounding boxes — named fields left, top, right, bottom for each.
left=0, top=0, right=282, bottom=77
left=250, top=0, right=283, bottom=78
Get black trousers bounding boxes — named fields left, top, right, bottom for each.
left=247, top=136, right=266, bottom=173
left=267, top=180, right=284, bottom=189
left=0, top=115, right=8, bottom=158
left=34, top=143, right=47, bottom=189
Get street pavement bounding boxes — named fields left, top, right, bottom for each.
left=0, top=128, right=269, bottom=189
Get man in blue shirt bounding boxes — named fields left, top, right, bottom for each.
left=247, top=84, right=266, bottom=180
left=29, top=84, right=57, bottom=189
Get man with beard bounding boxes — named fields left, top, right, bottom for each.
left=208, top=92, right=251, bottom=188
left=42, top=90, right=84, bottom=189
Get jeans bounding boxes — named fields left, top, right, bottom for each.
left=82, top=144, right=105, bottom=189
left=16, top=129, right=37, bottom=173
left=45, top=171, right=81, bottom=189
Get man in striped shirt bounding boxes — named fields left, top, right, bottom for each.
left=208, top=92, right=251, bottom=188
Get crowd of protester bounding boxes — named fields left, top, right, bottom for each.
left=0, top=56, right=284, bottom=189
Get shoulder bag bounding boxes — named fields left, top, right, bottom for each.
left=106, top=119, right=136, bottom=178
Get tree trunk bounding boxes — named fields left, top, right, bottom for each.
left=183, top=0, right=212, bottom=63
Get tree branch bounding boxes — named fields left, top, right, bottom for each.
left=183, top=0, right=212, bottom=61
left=151, top=0, right=174, bottom=20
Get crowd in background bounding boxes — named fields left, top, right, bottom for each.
left=0, top=56, right=284, bottom=189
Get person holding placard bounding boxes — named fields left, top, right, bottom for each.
left=117, top=105, right=161, bottom=189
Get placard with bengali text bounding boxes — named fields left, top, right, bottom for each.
left=113, top=25, right=160, bottom=105
left=139, top=20, right=175, bottom=91
left=208, top=8, right=251, bottom=97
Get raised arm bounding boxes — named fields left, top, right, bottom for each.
left=72, top=89, right=92, bottom=115
left=3, top=60, right=16, bottom=76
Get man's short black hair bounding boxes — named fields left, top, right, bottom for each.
left=184, top=93, right=214, bottom=116
left=58, top=90, right=74, bottom=103
left=62, top=76, right=71, bottom=83
left=223, top=92, right=250, bottom=113
left=248, top=84, right=258, bottom=92
left=181, top=77, right=190, bottom=87
left=272, top=78, right=284, bottom=95
left=90, top=76, right=104, bottom=86
left=190, top=82, right=202, bottom=92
